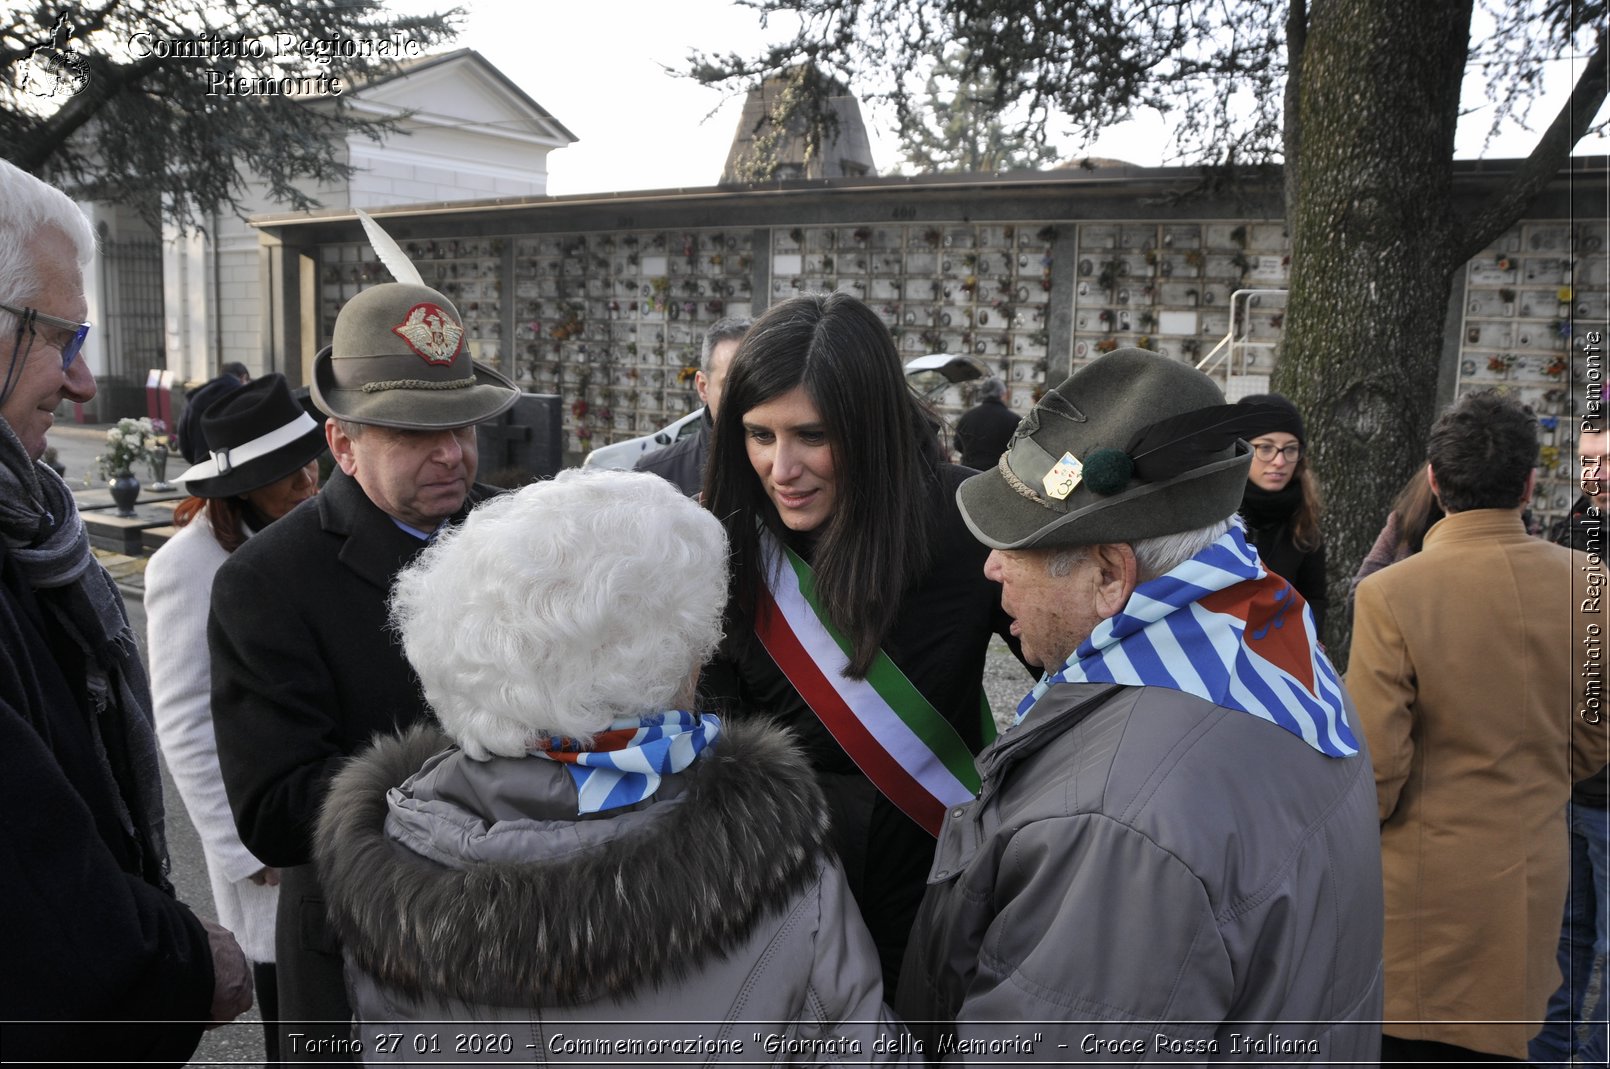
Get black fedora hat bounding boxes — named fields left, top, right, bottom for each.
left=176, top=374, right=246, bottom=465
left=175, top=373, right=326, bottom=498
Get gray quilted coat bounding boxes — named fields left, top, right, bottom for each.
left=316, top=719, right=912, bottom=1066
left=897, top=681, right=1385, bottom=1065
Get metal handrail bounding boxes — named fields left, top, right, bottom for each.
left=1195, top=334, right=1232, bottom=375
left=1194, top=288, right=1287, bottom=388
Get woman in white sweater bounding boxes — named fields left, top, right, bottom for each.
left=146, top=374, right=325, bottom=1061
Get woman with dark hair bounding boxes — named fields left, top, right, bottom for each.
left=703, top=291, right=1021, bottom=988
left=145, top=373, right=325, bottom=1064
left=1235, top=392, right=1329, bottom=632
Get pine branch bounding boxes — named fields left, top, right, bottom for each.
left=11, top=51, right=166, bottom=172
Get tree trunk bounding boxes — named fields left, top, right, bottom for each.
left=1278, top=0, right=1474, bottom=665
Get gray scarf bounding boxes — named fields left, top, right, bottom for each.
left=0, top=418, right=172, bottom=889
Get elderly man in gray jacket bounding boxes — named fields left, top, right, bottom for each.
left=896, top=349, right=1383, bottom=1064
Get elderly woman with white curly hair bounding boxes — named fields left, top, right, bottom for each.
left=314, top=469, right=906, bottom=1063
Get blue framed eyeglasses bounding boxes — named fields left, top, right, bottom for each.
left=1, top=302, right=91, bottom=370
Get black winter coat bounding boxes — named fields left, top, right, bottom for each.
left=0, top=542, right=212, bottom=1064
left=208, top=469, right=500, bottom=867
left=954, top=396, right=1021, bottom=471
left=1239, top=483, right=1328, bottom=634
left=208, top=468, right=499, bottom=1045
left=1243, top=521, right=1328, bottom=633
left=633, top=418, right=708, bottom=497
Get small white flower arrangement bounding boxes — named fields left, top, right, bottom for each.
left=96, top=416, right=162, bottom=479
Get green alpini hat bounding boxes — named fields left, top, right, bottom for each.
left=312, top=282, right=519, bottom=430
left=958, top=347, right=1287, bottom=550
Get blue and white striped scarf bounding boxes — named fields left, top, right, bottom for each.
left=532, top=710, right=722, bottom=814
left=1015, top=521, right=1357, bottom=757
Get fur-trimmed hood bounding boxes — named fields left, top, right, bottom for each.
left=315, top=717, right=833, bottom=1007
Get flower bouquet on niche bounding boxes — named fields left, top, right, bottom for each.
left=95, top=416, right=159, bottom=481
left=94, top=416, right=160, bottom=516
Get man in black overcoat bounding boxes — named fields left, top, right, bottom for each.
left=0, top=158, right=251, bottom=1063
left=209, top=281, right=517, bottom=1060
left=953, top=376, right=1022, bottom=471
left=634, top=315, right=749, bottom=496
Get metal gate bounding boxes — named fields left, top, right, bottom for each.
left=95, top=232, right=165, bottom=419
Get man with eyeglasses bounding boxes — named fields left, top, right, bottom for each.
left=0, top=277, right=92, bottom=461
left=0, top=159, right=251, bottom=1061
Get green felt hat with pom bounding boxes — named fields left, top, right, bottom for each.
left=957, top=348, right=1289, bottom=550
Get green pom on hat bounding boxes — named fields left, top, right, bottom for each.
left=1082, top=448, right=1134, bottom=495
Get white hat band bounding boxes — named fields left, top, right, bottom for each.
left=177, top=411, right=320, bottom=484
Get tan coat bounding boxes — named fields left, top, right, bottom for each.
left=1348, top=508, right=1608, bottom=1058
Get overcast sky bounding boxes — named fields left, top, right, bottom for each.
left=420, top=0, right=1606, bottom=195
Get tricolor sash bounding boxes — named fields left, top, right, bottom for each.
left=754, top=533, right=981, bottom=836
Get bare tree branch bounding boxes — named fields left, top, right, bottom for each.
left=1457, top=27, right=1608, bottom=261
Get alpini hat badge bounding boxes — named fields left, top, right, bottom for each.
left=1042, top=452, right=1085, bottom=501
left=392, top=302, right=464, bottom=365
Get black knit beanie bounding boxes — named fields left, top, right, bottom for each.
left=1236, top=393, right=1304, bottom=445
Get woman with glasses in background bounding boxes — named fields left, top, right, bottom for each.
left=1235, top=393, right=1329, bottom=632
